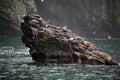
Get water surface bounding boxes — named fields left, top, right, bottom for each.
left=0, top=37, right=120, bottom=80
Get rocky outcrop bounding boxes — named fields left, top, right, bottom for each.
left=21, top=14, right=118, bottom=65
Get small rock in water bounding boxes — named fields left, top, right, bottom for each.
left=20, top=14, right=118, bottom=65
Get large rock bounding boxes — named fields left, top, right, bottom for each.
left=21, top=14, right=118, bottom=65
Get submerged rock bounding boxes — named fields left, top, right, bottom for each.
left=21, top=14, right=118, bottom=65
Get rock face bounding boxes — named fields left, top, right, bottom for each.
left=1, top=0, right=120, bottom=38
left=0, top=0, right=36, bottom=36
left=21, top=14, right=118, bottom=65
left=35, top=0, right=120, bottom=38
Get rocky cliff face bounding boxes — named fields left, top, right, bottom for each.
left=0, top=0, right=36, bottom=36
left=0, top=0, right=120, bottom=38
left=20, top=14, right=118, bottom=65
left=35, top=0, right=120, bottom=38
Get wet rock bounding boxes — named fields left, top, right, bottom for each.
left=21, top=14, right=118, bottom=65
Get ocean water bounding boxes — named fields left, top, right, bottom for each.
left=0, top=37, right=120, bottom=80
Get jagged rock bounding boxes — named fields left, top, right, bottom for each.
left=21, top=14, right=118, bottom=65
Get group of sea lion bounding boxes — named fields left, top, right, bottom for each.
left=21, top=14, right=118, bottom=65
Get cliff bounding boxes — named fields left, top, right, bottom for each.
left=0, top=0, right=36, bottom=36
left=21, top=14, right=118, bottom=65
left=1, top=0, right=120, bottom=38
left=35, top=0, right=120, bottom=38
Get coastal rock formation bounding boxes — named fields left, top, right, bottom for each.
left=21, top=14, right=118, bottom=65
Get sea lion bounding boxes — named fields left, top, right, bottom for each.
left=91, top=51, right=112, bottom=61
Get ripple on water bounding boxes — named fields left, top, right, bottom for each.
left=0, top=39, right=120, bottom=80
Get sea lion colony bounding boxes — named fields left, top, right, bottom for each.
left=21, top=14, right=118, bottom=65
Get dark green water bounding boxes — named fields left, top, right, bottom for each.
left=0, top=37, right=120, bottom=80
